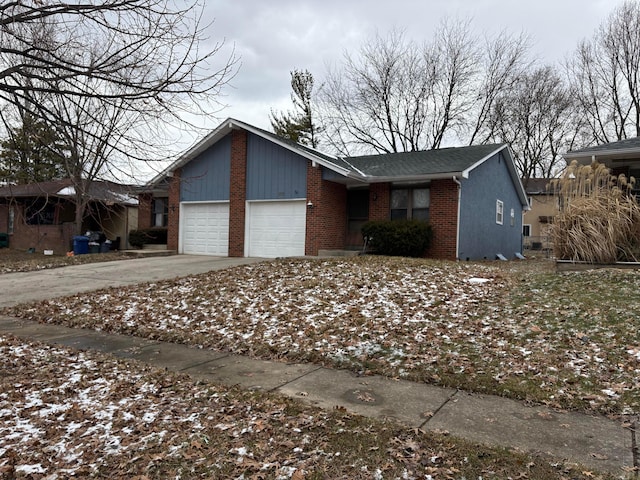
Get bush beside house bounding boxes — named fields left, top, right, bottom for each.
left=362, top=220, right=433, bottom=257
left=128, top=228, right=168, bottom=249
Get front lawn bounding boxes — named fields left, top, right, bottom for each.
left=4, top=256, right=640, bottom=415
left=0, top=335, right=612, bottom=479
left=0, top=248, right=132, bottom=274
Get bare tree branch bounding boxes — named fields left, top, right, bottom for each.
left=0, top=1, right=238, bottom=166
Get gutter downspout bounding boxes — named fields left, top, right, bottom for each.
left=452, top=176, right=461, bottom=260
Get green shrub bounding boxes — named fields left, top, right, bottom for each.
left=361, top=220, right=432, bottom=257
left=128, top=228, right=168, bottom=248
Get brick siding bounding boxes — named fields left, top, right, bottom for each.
left=305, top=163, right=347, bottom=255
left=0, top=204, right=75, bottom=254
left=368, top=183, right=391, bottom=221
left=427, top=179, right=459, bottom=260
left=228, top=130, right=247, bottom=257
left=166, top=168, right=181, bottom=251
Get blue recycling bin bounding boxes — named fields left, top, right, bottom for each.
left=73, top=235, right=89, bottom=255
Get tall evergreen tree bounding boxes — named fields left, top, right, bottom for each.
left=0, top=115, right=68, bottom=184
left=270, top=70, right=319, bottom=148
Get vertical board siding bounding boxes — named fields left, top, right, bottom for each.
left=458, top=152, right=523, bottom=260
left=180, top=134, right=231, bottom=202
left=246, top=133, right=307, bottom=200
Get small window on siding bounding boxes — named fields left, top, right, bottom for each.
left=496, top=200, right=504, bottom=225
left=523, top=224, right=531, bottom=236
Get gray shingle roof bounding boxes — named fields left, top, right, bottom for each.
left=149, top=118, right=527, bottom=206
left=0, top=179, right=138, bottom=205
left=344, top=144, right=506, bottom=177
left=566, top=137, right=640, bottom=157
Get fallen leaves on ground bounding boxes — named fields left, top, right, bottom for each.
left=0, top=248, right=132, bottom=274
left=0, top=335, right=609, bottom=479
left=4, top=256, right=640, bottom=415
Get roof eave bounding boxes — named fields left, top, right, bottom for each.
left=361, top=172, right=466, bottom=183
left=461, top=144, right=509, bottom=176
left=462, top=144, right=528, bottom=209
left=148, top=118, right=352, bottom=186
left=564, top=147, right=640, bottom=161
left=237, top=120, right=351, bottom=176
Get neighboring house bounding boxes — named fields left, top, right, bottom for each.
left=137, top=176, right=169, bottom=231
left=143, top=118, right=529, bottom=261
left=0, top=178, right=139, bottom=254
left=521, top=178, right=556, bottom=251
left=564, top=137, right=640, bottom=195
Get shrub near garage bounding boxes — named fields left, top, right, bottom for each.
left=128, top=227, right=168, bottom=249
left=362, top=219, right=433, bottom=257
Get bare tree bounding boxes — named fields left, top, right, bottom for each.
left=487, top=66, right=580, bottom=181
left=0, top=1, right=237, bottom=234
left=567, top=0, right=640, bottom=143
left=0, top=1, right=237, bottom=162
left=466, top=30, right=531, bottom=144
left=47, top=76, right=144, bottom=233
left=320, top=24, right=479, bottom=155
left=320, top=29, right=431, bottom=155
left=318, top=21, right=531, bottom=156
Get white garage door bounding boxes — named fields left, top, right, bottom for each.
left=180, top=202, right=229, bottom=255
left=247, top=201, right=306, bottom=258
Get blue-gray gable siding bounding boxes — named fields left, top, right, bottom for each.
left=180, top=134, right=231, bottom=202
left=458, top=152, right=523, bottom=260
left=246, top=133, right=307, bottom=200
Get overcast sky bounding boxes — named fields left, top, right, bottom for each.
left=200, top=0, right=626, bottom=134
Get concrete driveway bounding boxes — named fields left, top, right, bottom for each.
left=0, top=255, right=264, bottom=308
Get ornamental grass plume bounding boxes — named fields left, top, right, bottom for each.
left=550, top=160, right=640, bottom=263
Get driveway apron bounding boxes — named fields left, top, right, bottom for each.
left=0, top=255, right=263, bottom=308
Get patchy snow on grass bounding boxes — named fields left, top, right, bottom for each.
left=0, top=337, right=217, bottom=476
left=5, top=256, right=640, bottom=415
left=0, top=335, right=599, bottom=479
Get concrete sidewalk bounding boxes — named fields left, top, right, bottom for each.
left=0, top=255, right=633, bottom=475
left=0, top=315, right=632, bottom=475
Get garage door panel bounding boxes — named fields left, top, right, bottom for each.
left=247, top=201, right=306, bottom=258
left=181, top=203, right=229, bottom=256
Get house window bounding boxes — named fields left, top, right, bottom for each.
left=8, top=207, right=14, bottom=234
left=523, top=224, right=531, bottom=237
left=496, top=200, right=504, bottom=225
left=25, top=199, right=56, bottom=225
left=391, top=187, right=430, bottom=221
left=152, top=198, right=168, bottom=227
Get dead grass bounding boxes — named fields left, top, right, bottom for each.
left=0, top=247, right=132, bottom=274
left=550, top=161, right=640, bottom=263
left=0, top=334, right=615, bottom=479
left=4, top=256, right=639, bottom=416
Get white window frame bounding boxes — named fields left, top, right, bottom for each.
left=496, top=200, right=504, bottom=225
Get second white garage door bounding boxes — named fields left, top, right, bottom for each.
left=180, top=202, right=229, bottom=256
left=246, top=200, right=306, bottom=258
